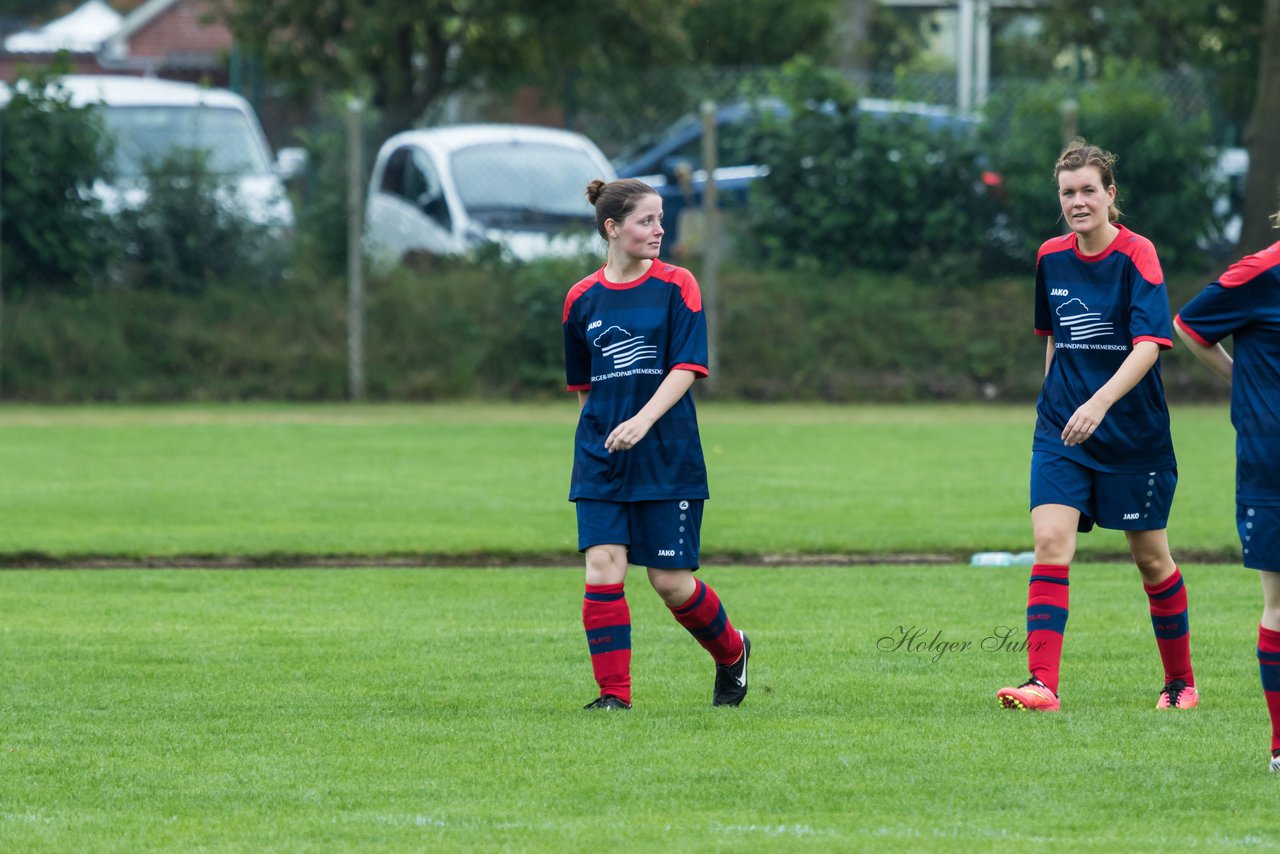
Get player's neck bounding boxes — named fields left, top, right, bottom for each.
left=1076, top=222, right=1119, bottom=256
left=603, top=255, right=653, bottom=284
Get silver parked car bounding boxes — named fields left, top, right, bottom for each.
left=0, top=74, right=301, bottom=231
left=364, top=124, right=614, bottom=266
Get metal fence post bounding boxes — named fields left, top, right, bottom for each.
left=1060, top=98, right=1079, bottom=146
left=346, top=97, right=366, bottom=401
left=0, top=108, right=5, bottom=401
left=699, top=100, right=720, bottom=392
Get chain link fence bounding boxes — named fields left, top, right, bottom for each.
left=248, top=63, right=1235, bottom=280
left=0, top=63, right=1245, bottom=401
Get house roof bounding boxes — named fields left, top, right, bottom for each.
left=99, top=0, right=231, bottom=71
left=100, top=0, right=179, bottom=60
left=3, top=0, right=123, bottom=54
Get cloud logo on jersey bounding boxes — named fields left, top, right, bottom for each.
left=1055, top=298, right=1114, bottom=341
left=592, top=326, right=659, bottom=369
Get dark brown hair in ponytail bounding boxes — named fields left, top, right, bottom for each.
left=585, top=178, right=658, bottom=239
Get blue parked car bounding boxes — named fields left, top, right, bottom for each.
left=613, top=97, right=986, bottom=256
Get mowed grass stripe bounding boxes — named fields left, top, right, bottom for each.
left=0, top=564, right=1274, bottom=851
left=0, top=402, right=1240, bottom=559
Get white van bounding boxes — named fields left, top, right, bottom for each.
left=2, top=74, right=299, bottom=230
left=365, top=124, right=613, bottom=266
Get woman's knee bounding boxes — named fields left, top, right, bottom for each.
left=1261, top=574, right=1280, bottom=629
left=1126, top=529, right=1175, bottom=581
left=647, top=567, right=695, bottom=605
left=1031, top=505, right=1079, bottom=564
left=1033, top=526, right=1074, bottom=562
left=584, top=545, right=628, bottom=585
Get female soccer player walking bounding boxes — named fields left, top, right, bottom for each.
left=997, top=138, right=1197, bottom=712
left=563, top=178, right=749, bottom=710
left=1175, top=206, right=1280, bottom=770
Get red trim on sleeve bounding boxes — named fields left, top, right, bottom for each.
left=1034, top=328, right=1052, bottom=337
left=566, top=383, right=591, bottom=392
left=1173, top=314, right=1212, bottom=348
left=672, top=363, right=709, bottom=378
left=1133, top=335, right=1172, bottom=350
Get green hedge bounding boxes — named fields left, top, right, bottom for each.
left=743, top=59, right=1000, bottom=276
left=0, top=257, right=1233, bottom=403
left=982, top=69, right=1219, bottom=273
left=0, top=66, right=117, bottom=294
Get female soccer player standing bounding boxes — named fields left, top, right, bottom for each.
left=563, top=178, right=749, bottom=711
left=997, top=138, right=1197, bottom=712
left=1175, top=207, right=1280, bottom=770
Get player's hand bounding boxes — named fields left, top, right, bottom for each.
left=1061, top=397, right=1110, bottom=446
left=605, top=416, right=654, bottom=453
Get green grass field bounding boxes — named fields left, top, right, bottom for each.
left=2, top=564, right=1276, bottom=851
left=0, top=402, right=1243, bottom=561
left=0, top=402, right=1271, bottom=851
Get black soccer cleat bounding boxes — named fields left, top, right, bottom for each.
left=713, top=631, right=750, bottom=706
left=583, top=694, right=631, bottom=710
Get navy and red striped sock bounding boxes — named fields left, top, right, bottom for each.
left=669, top=578, right=744, bottom=666
left=1258, top=625, right=1280, bottom=753
left=1145, top=567, right=1193, bottom=686
left=1026, top=564, right=1069, bottom=693
left=583, top=583, right=631, bottom=704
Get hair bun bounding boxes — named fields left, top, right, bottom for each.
left=585, top=179, right=607, bottom=205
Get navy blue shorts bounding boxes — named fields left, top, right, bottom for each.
left=1030, top=451, right=1176, bottom=533
left=1239, top=503, right=1280, bottom=572
left=576, top=499, right=703, bottom=569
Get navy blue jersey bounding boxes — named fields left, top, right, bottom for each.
left=1032, top=225, right=1175, bottom=472
left=563, top=261, right=709, bottom=502
left=1175, top=241, right=1280, bottom=505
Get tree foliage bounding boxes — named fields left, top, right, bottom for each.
left=113, top=148, right=288, bottom=294
left=683, top=0, right=837, bottom=66
left=990, top=0, right=1275, bottom=257
left=1012, top=0, right=1263, bottom=138
left=981, top=68, right=1219, bottom=273
left=217, top=0, right=838, bottom=133
left=865, top=3, right=944, bottom=75
left=217, top=0, right=673, bottom=131
left=742, top=59, right=998, bottom=275
left=1240, top=0, right=1280, bottom=253
left=0, top=64, right=117, bottom=293
left=0, top=0, right=66, bottom=24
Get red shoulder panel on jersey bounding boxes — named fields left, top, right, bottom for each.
left=1219, top=241, right=1280, bottom=289
left=562, top=271, right=602, bottom=323
left=1114, top=230, right=1164, bottom=284
left=1036, top=234, right=1074, bottom=265
left=652, top=263, right=703, bottom=312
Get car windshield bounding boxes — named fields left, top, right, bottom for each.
left=100, top=106, right=272, bottom=177
left=451, top=141, right=598, bottom=218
